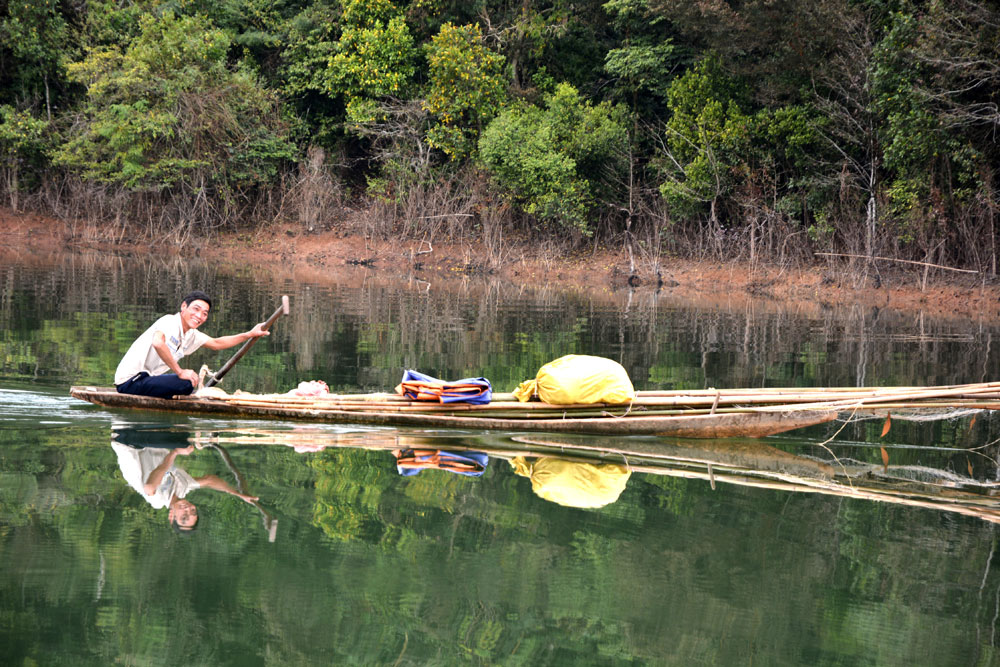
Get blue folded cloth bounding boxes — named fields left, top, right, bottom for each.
left=397, top=369, right=492, bottom=404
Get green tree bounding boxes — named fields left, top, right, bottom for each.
left=324, top=0, right=416, bottom=125
left=658, top=55, right=753, bottom=225
left=0, top=105, right=49, bottom=213
left=0, top=0, right=72, bottom=119
left=52, top=11, right=294, bottom=231
left=479, top=82, right=627, bottom=236
left=276, top=2, right=344, bottom=148
left=871, top=3, right=993, bottom=270
left=602, top=0, right=678, bottom=113
left=423, top=22, right=507, bottom=160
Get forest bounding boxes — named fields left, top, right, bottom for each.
left=1, top=0, right=998, bottom=273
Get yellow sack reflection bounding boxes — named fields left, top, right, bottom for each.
left=512, top=354, right=635, bottom=405
left=510, top=456, right=631, bottom=508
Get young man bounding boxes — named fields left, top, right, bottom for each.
left=114, top=290, right=269, bottom=399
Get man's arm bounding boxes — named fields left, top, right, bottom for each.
left=151, top=331, right=199, bottom=385
left=201, top=322, right=270, bottom=351
left=143, top=445, right=194, bottom=496
left=194, top=474, right=260, bottom=503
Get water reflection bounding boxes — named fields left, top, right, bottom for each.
left=3, top=404, right=1000, bottom=664
left=508, top=456, right=631, bottom=508
left=511, top=433, right=1000, bottom=523
left=111, top=425, right=264, bottom=534
left=184, top=423, right=1000, bottom=521
left=392, top=449, right=489, bottom=477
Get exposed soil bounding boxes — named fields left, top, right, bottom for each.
left=4, top=206, right=1000, bottom=321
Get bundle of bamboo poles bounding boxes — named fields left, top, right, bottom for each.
left=197, top=380, right=1000, bottom=420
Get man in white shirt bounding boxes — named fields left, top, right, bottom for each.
left=115, top=290, right=269, bottom=398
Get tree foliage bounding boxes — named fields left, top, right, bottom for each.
left=423, top=22, right=507, bottom=160
left=53, top=12, right=293, bottom=208
left=658, top=55, right=752, bottom=221
left=478, top=82, right=627, bottom=235
left=326, top=0, right=416, bottom=124
left=0, top=0, right=71, bottom=116
left=0, top=105, right=49, bottom=211
left=0, top=0, right=998, bottom=268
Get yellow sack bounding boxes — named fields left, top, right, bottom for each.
left=510, top=456, right=631, bottom=508
left=512, top=354, right=635, bottom=405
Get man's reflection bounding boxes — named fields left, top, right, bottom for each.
left=111, top=426, right=260, bottom=532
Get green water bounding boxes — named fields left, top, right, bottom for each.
left=2, top=256, right=1000, bottom=665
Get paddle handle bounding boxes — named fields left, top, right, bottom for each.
left=205, top=295, right=289, bottom=387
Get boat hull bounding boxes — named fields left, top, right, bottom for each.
left=70, top=386, right=837, bottom=438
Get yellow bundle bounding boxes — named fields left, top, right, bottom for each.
left=512, top=354, right=635, bottom=405
left=510, top=456, right=631, bottom=508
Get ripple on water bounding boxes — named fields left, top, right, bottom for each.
left=0, top=387, right=117, bottom=431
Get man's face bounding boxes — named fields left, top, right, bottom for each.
left=170, top=499, right=199, bottom=529
left=180, top=299, right=210, bottom=331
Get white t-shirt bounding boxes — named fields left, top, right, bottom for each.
left=115, top=313, right=211, bottom=385
left=112, top=443, right=201, bottom=509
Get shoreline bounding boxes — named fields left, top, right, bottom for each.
left=3, top=207, right=999, bottom=321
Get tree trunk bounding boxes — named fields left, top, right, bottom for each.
left=9, top=164, right=19, bottom=213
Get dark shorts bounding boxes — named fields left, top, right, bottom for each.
left=116, top=372, right=195, bottom=399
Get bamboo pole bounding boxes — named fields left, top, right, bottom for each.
left=204, top=391, right=1000, bottom=419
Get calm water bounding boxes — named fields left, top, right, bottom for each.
left=2, top=255, right=1000, bottom=665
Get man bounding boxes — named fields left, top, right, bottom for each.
left=115, top=290, right=269, bottom=399
left=111, top=428, right=260, bottom=532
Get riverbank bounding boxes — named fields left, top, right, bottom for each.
left=3, top=207, right=999, bottom=321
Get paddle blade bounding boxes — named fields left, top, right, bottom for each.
left=880, top=413, right=892, bottom=438
left=880, top=446, right=889, bottom=472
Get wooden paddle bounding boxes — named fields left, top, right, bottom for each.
left=205, top=295, right=289, bottom=388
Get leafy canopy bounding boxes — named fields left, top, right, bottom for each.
left=53, top=12, right=293, bottom=191
left=324, top=0, right=416, bottom=125
left=479, top=82, right=627, bottom=236
left=659, top=55, right=754, bottom=219
left=423, top=22, right=507, bottom=160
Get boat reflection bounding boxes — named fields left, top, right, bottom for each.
left=129, top=424, right=1000, bottom=522
left=506, top=433, right=1000, bottom=523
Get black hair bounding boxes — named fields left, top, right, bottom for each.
left=172, top=516, right=200, bottom=535
left=181, top=290, right=213, bottom=310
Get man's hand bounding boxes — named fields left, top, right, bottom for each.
left=247, top=322, right=270, bottom=339
left=202, top=322, right=271, bottom=351
left=178, top=368, right=200, bottom=386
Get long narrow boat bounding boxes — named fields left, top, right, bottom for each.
left=69, top=386, right=838, bottom=438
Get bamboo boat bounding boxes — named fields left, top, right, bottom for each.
left=72, top=379, right=1000, bottom=439
left=70, top=386, right=838, bottom=438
